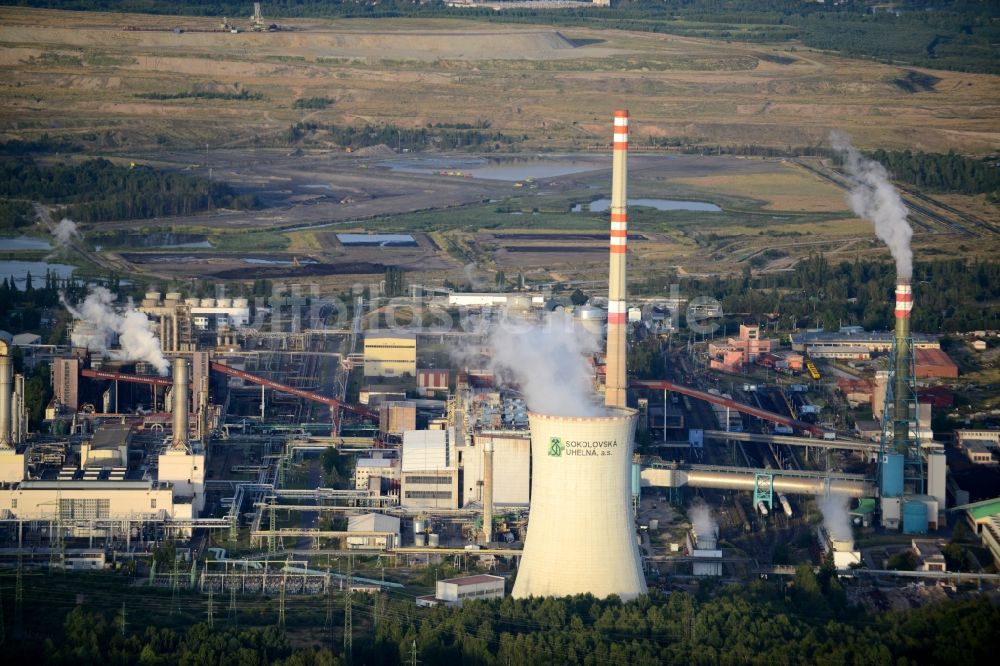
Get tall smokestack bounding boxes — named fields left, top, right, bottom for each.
left=13, top=374, right=24, bottom=445
left=172, top=357, right=189, bottom=451
left=482, top=440, right=494, bottom=544
left=893, top=278, right=912, bottom=448
left=0, top=340, right=12, bottom=449
left=198, top=375, right=209, bottom=447
left=605, top=109, right=629, bottom=409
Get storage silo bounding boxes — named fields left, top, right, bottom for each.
left=512, top=407, right=646, bottom=600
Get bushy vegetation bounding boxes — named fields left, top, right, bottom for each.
left=0, top=157, right=259, bottom=222
left=0, top=135, right=82, bottom=155
left=0, top=199, right=35, bottom=232
left=292, top=96, right=334, bottom=109
left=11, top=1, right=998, bottom=74
left=641, top=254, right=1000, bottom=333
left=286, top=121, right=521, bottom=152
left=136, top=89, right=265, bottom=101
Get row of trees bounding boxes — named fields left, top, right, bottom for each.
left=0, top=157, right=258, bottom=222
left=6, top=572, right=999, bottom=665
left=286, top=122, right=521, bottom=152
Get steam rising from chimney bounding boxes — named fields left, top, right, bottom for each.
left=484, top=312, right=605, bottom=417
left=52, top=218, right=79, bottom=246
left=830, top=132, right=913, bottom=279
left=62, top=286, right=170, bottom=375
left=818, top=493, right=853, bottom=544
left=689, top=499, right=718, bottom=548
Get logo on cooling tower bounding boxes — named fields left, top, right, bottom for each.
left=548, top=437, right=564, bottom=457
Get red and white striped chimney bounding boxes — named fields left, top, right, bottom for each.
left=605, top=109, right=629, bottom=409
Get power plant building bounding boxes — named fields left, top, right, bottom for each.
left=464, top=432, right=531, bottom=506
left=364, top=332, right=417, bottom=378
left=400, top=429, right=458, bottom=509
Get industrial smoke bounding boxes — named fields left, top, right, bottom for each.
left=486, top=311, right=605, bottom=417
left=818, top=493, right=853, bottom=543
left=62, top=286, right=170, bottom=375
left=52, top=218, right=79, bottom=246
left=689, top=499, right=718, bottom=545
left=830, top=132, right=913, bottom=278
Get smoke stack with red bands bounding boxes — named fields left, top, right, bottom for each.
left=605, top=109, right=629, bottom=409
left=893, top=278, right=912, bottom=447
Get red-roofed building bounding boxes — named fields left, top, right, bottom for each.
left=915, top=348, right=959, bottom=379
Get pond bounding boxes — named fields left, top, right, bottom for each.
left=575, top=198, right=722, bottom=213
left=0, top=236, right=53, bottom=251
left=379, top=156, right=601, bottom=182
left=337, top=233, right=417, bottom=247
left=0, top=260, right=75, bottom=286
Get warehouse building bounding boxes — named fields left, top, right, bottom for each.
left=364, top=333, right=417, bottom=378
left=417, top=574, right=506, bottom=607
left=346, top=513, right=401, bottom=550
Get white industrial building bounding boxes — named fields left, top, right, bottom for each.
left=354, top=456, right=400, bottom=491
left=400, top=429, right=458, bottom=509
left=462, top=432, right=530, bottom=506
left=417, top=574, right=506, bottom=607
left=446, top=293, right=544, bottom=309
left=346, top=513, right=401, bottom=550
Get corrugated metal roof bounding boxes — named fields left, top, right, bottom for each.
left=969, top=500, right=1000, bottom=520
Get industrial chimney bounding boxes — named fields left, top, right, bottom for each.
left=198, top=374, right=210, bottom=447
left=481, top=440, right=494, bottom=544
left=172, top=357, right=189, bottom=451
left=0, top=339, right=12, bottom=449
left=605, top=109, right=629, bottom=408
left=892, top=278, right=912, bottom=447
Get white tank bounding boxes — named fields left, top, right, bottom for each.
left=185, top=298, right=200, bottom=306
left=217, top=298, right=232, bottom=308
left=200, top=298, right=215, bottom=307
left=512, top=407, right=646, bottom=600
left=233, top=298, right=249, bottom=308
left=414, top=519, right=427, bottom=534
left=145, top=291, right=161, bottom=302
left=165, top=292, right=182, bottom=302
left=428, top=533, right=440, bottom=548
left=414, top=533, right=426, bottom=547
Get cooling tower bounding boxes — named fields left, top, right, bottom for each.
left=512, top=408, right=646, bottom=600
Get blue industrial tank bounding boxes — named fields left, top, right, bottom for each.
left=902, top=500, right=928, bottom=535
left=881, top=453, right=904, bottom=497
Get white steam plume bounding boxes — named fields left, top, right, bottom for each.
left=463, top=262, right=485, bottom=290
left=53, top=218, right=79, bottom=246
left=818, top=493, right=853, bottom=544
left=62, top=286, right=170, bottom=375
left=830, top=132, right=913, bottom=278
left=480, top=311, right=606, bottom=417
left=689, top=499, right=718, bottom=547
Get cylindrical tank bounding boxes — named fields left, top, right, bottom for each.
left=428, top=533, right=440, bottom=548
left=200, top=298, right=215, bottom=308
left=881, top=453, right=904, bottom=497
left=145, top=291, right=162, bottom=302
left=902, top=499, right=928, bottom=535
left=414, top=533, right=426, bottom=547
left=512, top=408, right=646, bottom=601
left=217, top=298, right=232, bottom=308
left=165, top=291, right=182, bottom=302
left=185, top=298, right=200, bottom=306
left=414, top=519, right=427, bottom=534
left=233, top=298, right=249, bottom=308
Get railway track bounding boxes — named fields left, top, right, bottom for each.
left=794, top=160, right=979, bottom=237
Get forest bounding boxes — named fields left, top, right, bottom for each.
left=3, top=568, right=999, bottom=665
left=638, top=255, right=1000, bottom=334
left=0, top=157, right=259, bottom=223
left=6, top=0, right=997, bottom=74
left=286, top=122, right=522, bottom=152
left=867, top=150, right=1000, bottom=197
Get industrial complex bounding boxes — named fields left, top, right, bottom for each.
left=0, top=110, right=998, bottom=613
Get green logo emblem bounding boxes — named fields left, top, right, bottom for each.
left=548, top=437, right=563, bottom=457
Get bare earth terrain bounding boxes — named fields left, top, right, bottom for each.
left=0, top=8, right=997, bottom=288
